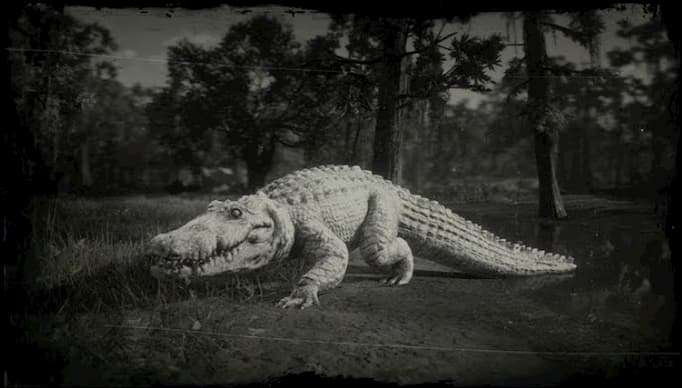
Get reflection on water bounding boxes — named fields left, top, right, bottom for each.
left=464, top=209, right=675, bottom=347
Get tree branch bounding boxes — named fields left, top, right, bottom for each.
left=539, top=21, right=589, bottom=44
left=274, top=122, right=308, bottom=146
left=401, top=31, right=458, bottom=57
left=330, top=52, right=382, bottom=65
left=435, top=20, right=447, bottom=41
left=398, top=91, right=435, bottom=100
left=506, top=79, right=530, bottom=104
left=539, top=21, right=573, bottom=35
left=275, top=136, right=304, bottom=148
left=543, top=64, right=614, bottom=78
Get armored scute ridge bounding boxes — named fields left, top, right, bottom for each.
left=148, top=165, right=576, bottom=309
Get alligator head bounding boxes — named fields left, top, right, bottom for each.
left=147, top=193, right=294, bottom=279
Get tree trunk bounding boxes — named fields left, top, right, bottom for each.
left=615, top=128, right=625, bottom=188
left=344, top=118, right=352, bottom=158
left=523, top=12, right=567, bottom=219
left=576, top=45, right=600, bottom=193
left=628, top=130, right=642, bottom=188
left=649, top=133, right=667, bottom=189
left=243, top=140, right=275, bottom=191
left=580, top=123, right=593, bottom=191
left=411, top=99, right=430, bottom=192
left=571, top=92, right=594, bottom=193
left=660, top=0, right=680, bottom=352
left=80, top=140, right=93, bottom=188
left=349, top=120, right=362, bottom=165
left=372, top=19, right=408, bottom=182
left=567, top=124, right=591, bottom=193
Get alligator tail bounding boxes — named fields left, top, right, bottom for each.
left=395, top=189, right=576, bottom=276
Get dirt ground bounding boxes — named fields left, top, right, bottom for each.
left=40, top=269, right=672, bottom=386
left=12, top=197, right=678, bottom=386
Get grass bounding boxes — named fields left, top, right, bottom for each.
left=31, top=195, right=205, bottom=287
left=11, top=193, right=308, bottom=386
left=25, top=195, right=306, bottom=314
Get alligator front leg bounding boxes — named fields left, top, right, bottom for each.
left=276, top=218, right=349, bottom=309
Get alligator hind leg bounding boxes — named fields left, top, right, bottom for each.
left=352, top=190, right=414, bottom=286
left=350, top=239, right=413, bottom=285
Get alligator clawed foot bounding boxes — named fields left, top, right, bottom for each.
left=276, top=284, right=320, bottom=309
left=380, top=274, right=411, bottom=286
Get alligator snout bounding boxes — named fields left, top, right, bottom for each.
left=147, top=234, right=171, bottom=257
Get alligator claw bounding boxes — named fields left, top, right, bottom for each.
left=380, top=274, right=410, bottom=286
left=276, top=284, right=320, bottom=309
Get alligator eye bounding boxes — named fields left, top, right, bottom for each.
left=230, top=208, right=242, bottom=218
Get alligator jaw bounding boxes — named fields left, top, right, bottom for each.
left=149, top=243, right=248, bottom=277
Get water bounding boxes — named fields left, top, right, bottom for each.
left=456, top=203, right=676, bottom=350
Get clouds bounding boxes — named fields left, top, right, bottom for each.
left=117, top=48, right=138, bottom=59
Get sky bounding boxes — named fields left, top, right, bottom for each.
left=66, top=4, right=653, bottom=108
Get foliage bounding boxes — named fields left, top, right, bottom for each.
left=324, top=16, right=505, bottom=182
left=147, top=15, right=347, bottom=189
left=494, top=13, right=678, bottom=194
left=328, top=16, right=505, bottom=102
left=9, top=3, right=118, bottom=184
left=603, top=18, right=678, bottom=190
left=10, top=7, right=677, bottom=199
left=71, top=79, right=157, bottom=193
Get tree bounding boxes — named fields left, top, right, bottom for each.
left=6, top=2, right=121, bottom=293
left=9, top=3, right=118, bottom=187
left=71, top=78, right=155, bottom=193
left=149, top=15, right=346, bottom=190
left=372, top=19, right=409, bottom=182
left=146, top=41, right=231, bottom=184
left=608, top=18, right=678, bottom=191
left=547, top=58, right=609, bottom=193
left=658, top=1, right=680, bottom=351
left=329, top=16, right=504, bottom=182
left=502, top=11, right=605, bottom=218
